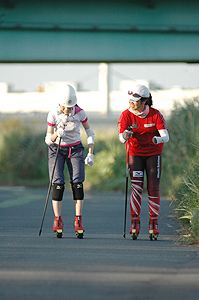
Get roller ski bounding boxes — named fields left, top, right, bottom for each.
left=73, top=216, right=85, bottom=239
left=149, top=215, right=159, bottom=241
left=53, top=216, right=64, bottom=238
left=129, top=215, right=140, bottom=240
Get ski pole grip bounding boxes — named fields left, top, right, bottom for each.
left=128, top=125, right=133, bottom=132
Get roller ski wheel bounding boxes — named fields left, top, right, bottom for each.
left=149, top=230, right=158, bottom=241
left=76, top=230, right=84, bottom=239
left=130, top=215, right=140, bottom=240
left=56, top=229, right=63, bottom=239
left=149, top=216, right=159, bottom=241
left=74, top=216, right=85, bottom=239
left=131, top=230, right=138, bottom=240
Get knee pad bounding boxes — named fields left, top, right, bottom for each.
left=52, top=183, right=65, bottom=201
left=71, top=182, right=84, bottom=200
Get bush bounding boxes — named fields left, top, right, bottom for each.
left=171, top=159, right=199, bottom=244
left=82, top=128, right=127, bottom=192
left=165, top=98, right=199, bottom=244
left=161, top=99, right=199, bottom=197
left=0, top=118, right=48, bottom=186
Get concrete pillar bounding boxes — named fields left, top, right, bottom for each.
left=98, top=63, right=109, bottom=114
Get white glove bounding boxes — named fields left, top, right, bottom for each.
left=85, top=153, right=94, bottom=166
left=57, top=127, right=66, bottom=138
left=153, top=136, right=164, bottom=144
left=152, top=136, right=158, bottom=144
left=122, top=129, right=133, bottom=140
left=153, top=131, right=169, bottom=144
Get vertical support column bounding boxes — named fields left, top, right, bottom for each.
left=98, top=63, right=109, bottom=115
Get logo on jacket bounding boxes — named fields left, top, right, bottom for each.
left=144, top=123, right=155, bottom=128
left=133, top=171, right=143, bottom=177
left=132, top=123, right=139, bottom=129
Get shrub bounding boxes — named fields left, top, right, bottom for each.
left=83, top=128, right=127, bottom=192
left=171, top=159, right=199, bottom=244
left=161, top=98, right=199, bottom=197
left=0, top=118, right=48, bottom=186
left=166, top=98, right=199, bottom=244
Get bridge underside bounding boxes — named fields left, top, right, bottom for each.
left=0, top=0, right=199, bottom=63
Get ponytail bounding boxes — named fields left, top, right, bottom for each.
left=141, top=93, right=153, bottom=107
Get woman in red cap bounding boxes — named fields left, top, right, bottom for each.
left=117, top=84, right=169, bottom=240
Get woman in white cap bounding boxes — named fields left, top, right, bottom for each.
left=117, top=84, right=169, bottom=240
left=45, top=84, right=95, bottom=239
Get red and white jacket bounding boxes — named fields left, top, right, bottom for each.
left=118, top=106, right=168, bottom=156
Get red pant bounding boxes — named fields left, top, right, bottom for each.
left=128, top=154, right=161, bottom=218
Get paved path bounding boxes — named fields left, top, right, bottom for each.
left=0, top=187, right=199, bottom=300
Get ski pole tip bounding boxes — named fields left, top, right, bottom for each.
left=39, top=230, right=42, bottom=236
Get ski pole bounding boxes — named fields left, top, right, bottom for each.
left=123, top=164, right=129, bottom=238
left=123, top=141, right=129, bottom=238
left=39, top=138, right=61, bottom=236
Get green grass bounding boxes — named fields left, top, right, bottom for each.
left=82, top=128, right=127, bottom=192
left=164, top=99, right=199, bottom=244
left=0, top=118, right=49, bottom=186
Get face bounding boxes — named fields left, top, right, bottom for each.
left=129, top=99, right=146, bottom=112
left=60, top=105, right=73, bottom=115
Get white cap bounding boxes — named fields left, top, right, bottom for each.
left=128, top=84, right=150, bottom=102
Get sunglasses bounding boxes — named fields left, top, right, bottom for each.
left=128, top=91, right=141, bottom=98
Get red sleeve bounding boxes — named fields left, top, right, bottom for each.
left=47, top=121, right=55, bottom=127
left=117, top=110, right=132, bottom=134
left=81, top=117, right=88, bottom=123
left=155, top=111, right=167, bottom=131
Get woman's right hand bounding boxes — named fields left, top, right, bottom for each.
left=122, top=129, right=133, bottom=140
left=57, top=127, right=66, bottom=138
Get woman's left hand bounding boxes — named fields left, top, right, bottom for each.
left=152, top=136, right=158, bottom=144
left=85, top=153, right=94, bottom=166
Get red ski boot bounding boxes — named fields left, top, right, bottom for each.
left=149, top=215, right=159, bottom=241
left=129, top=215, right=140, bottom=240
left=53, top=216, right=64, bottom=238
left=73, top=216, right=85, bottom=239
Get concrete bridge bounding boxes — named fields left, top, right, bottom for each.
left=0, top=0, right=199, bottom=63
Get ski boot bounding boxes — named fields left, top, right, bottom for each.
left=53, top=216, right=64, bottom=238
left=149, top=215, right=159, bottom=241
left=73, top=216, right=85, bottom=239
left=129, top=215, right=140, bottom=240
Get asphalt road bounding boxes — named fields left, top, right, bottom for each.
left=0, top=187, right=199, bottom=300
